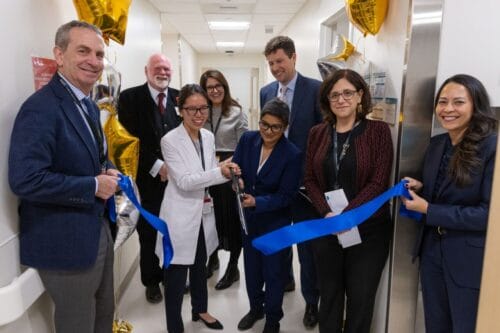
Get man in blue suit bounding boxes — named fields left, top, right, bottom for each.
left=8, top=20, right=119, bottom=333
left=260, top=36, right=322, bottom=329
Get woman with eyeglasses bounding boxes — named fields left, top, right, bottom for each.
left=199, top=69, right=248, bottom=289
left=232, top=98, right=302, bottom=333
left=303, top=69, right=393, bottom=333
left=159, top=84, right=241, bottom=333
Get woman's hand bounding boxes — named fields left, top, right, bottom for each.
left=241, top=193, right=256, bottom=208
left=220, top=162, right=241, bottom=179
left=403, top=177, right=423, bottom=192
left=401, top=189, right=429, bottom=214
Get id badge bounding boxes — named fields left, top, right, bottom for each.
left=203, top=195, right=213, bottom=214
left=324, top=188, right=362, bottom=248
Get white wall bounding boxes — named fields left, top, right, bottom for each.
left=163, top=33, right=181, bottom=89
left=279, top=0, right=345, bottom=81
left=0, top=0, right=161, bottom=331
left=437, top=0, right=500, bottom=106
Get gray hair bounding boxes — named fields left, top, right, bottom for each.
left=260, top=98, right=290, bottom=127
left=55, top=20, right=102, bottom=51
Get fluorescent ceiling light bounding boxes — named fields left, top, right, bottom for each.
left=209, top=21, right=250, bottom=30
left=216, top=41, right=244, bottom=48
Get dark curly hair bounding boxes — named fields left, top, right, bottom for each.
left=319, top=69, right=371, bottom=125
left=199, top=69, right=241, bottom=117
left=435, top=74, right=497, bottom=186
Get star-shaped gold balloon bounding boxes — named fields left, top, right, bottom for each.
left=73, top=0, right=131, bottom=45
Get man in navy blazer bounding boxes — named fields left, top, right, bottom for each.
left=260, top=36, right=322, bottom=329
left=8, top=21, right=119, bottom=332
left=118, top=53, right=181, bottom=303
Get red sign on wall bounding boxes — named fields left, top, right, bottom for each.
left=32, top=56, right=57, bottom=91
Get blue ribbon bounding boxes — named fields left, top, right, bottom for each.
left=252, top=180, right=422, bottom=255
left=114, top=175, right=174, bottom=267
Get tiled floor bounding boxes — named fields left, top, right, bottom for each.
left=117, top=249, right=319, bottom=333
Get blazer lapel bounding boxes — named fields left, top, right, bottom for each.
left=248, top=134, right=262, bottom=187
left=49, top=77, right=100, bottom=170
left=289, top=73, right=305, bottom=129
left=424, top=136, right=448, bottom=199
left=177, top=125, right=204, bottom=171
left=61, top=98, right=100, bottom=170
left=258, top=136, right=286, bottom=179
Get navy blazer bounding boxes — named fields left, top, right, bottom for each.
left=9, top=75, right=112, bottom=270
left=232, top=131, right=302, bottom=238
left=260, top=72, right=322, bottom=155
left=414, top=133, right=497, bottom=288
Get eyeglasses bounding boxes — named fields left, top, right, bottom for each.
left=259, top=120, right=283, bottom=133
left=206, top=84, right=224, bottom=93
left=328, top=89, right=358, bottom=102
left=182, top=105, right=210, bottom=115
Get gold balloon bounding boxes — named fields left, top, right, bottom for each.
left=93, top=58, right=139, bottom=180
left=113, top=319, right=133, bottom=333
left=331, top=35, right=355, bottom=61
left=345, top=0, right=389, bottom=36
left=73, top=0, right=131, bottom=45
left=104, top=110, right=139, bottom=180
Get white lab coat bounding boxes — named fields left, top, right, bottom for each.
left=157, top=124, right=228, bottom=265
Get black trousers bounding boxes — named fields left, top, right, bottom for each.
left=137, top=200, right=163, bottom=287
left=164, top=225, right=208, bottom=333
left=312, top=227, right=390, bottom=333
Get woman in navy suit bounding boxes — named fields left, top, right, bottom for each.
left=232, top=98, right=302, bottom=333
left=403, top=74, right=498, bottom=333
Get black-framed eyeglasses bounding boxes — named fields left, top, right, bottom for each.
left=328, top=89, right=358, bottom=102
left=206, top=84, right=224, bottom=93
left=259, top=120, right=283, bottom=133
left=182, top=105, right=210, bottom=115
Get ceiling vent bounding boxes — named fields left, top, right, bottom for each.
left=225, top=50, right=235, bottom=54
left=265, top=25, right=274, bottom=34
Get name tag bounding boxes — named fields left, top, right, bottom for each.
left=203, top=195, right=213, bottom=214
left=324, top=188, right=362, bottom=248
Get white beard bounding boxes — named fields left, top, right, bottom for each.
left=154, top=76, right=170, bottom=90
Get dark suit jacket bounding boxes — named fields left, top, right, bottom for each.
left=232, top=131, right=302, bottom=238
left=259, top=72, right=322, bottom=155
left=118, top=84, right=181, bottom=203
left=9, top=75, right=113, bottom=270
left=415, top=133, right=497, bottom=288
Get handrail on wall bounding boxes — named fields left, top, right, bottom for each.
left=0, top=268, right=45, bottom=326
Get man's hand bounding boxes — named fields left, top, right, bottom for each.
left=159, top=163, right=169, bottom=182
left=96, top=174, right=119, bottom=200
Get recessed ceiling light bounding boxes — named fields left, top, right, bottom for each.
left=216, top=41, right=244, bottom=47
left=209, top=21, right=250, bottom=30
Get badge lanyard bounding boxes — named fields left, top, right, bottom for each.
left=209, top=109, right=223, bottom=137
left=332, top=122, right=358, bottom=189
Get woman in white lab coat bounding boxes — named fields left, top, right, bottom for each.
left=159, top=84, right=240, bottom=333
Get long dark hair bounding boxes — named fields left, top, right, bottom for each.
left=435, top=74, right=497, bottom=186
left=199, top=69, right=241, bottom=117
left=319, top=69, right=371, bottom=125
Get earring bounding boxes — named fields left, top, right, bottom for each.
left=357, top=104, right=363, bottom=114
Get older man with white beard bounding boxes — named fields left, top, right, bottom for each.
left=118, top=53, right=182, bottom=303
